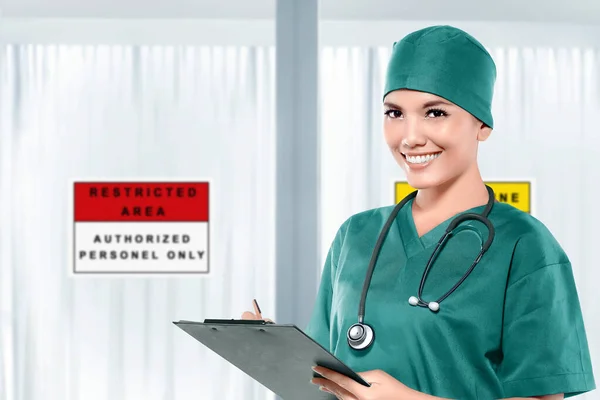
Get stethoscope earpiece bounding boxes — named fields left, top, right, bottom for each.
left=408, top=296, right=440, bottom=312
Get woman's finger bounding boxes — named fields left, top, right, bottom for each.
left=241, top=311, right=260, bottom=320
left=312, top=378, right=358, bottom=400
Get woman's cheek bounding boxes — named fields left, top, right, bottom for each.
left=383, top=121, right=403, bottom=148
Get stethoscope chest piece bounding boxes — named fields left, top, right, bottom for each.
left=347, top=322, right=374, bottom=350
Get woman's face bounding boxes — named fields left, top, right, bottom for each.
left=383, top=89, right=492, bottom=190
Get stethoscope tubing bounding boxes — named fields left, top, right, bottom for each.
left=348, top=186, right=497, bottom=350
left=357, top=185, right=496, bottom=320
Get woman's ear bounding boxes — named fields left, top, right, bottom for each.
left=477, top=122, right=493, bottom=142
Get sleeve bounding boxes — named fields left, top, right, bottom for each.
left=497, top=232, right=596, bottom=398
left=304, top=222, right=346, bottom=351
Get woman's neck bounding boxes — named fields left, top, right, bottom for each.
left=413, top=168, right=489, bottom=215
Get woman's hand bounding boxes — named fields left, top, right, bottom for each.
left=240, top=299, right=274, bottom=323
left=311, top=366, right=423, bottom=400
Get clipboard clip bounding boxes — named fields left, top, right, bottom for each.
left=203, top=319, right=275, bottom=325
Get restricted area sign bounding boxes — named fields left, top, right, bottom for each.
left=394, top=181, right=531, bottom=213
left=72, top=181, right=210, bottom=274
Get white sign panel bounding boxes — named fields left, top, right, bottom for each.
left=72, top=181, right=210, bottom=274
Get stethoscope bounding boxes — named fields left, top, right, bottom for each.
left=347, top=185, right=496, bottom=351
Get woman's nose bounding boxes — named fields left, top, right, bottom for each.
left=401, top=119, right=427, bottom=148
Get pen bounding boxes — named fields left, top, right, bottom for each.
left=253, top=299, right=263, bottom=319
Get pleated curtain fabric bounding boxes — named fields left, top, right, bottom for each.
left=0, top=44, right=277, bottom=400
left=1, top=42, right=599, bottom=400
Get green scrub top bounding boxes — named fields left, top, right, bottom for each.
left=306, top=200, right=596, bottom=399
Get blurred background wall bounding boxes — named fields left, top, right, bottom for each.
left=0, top=1, right=599, bottom=399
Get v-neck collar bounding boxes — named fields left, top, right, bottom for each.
left=397, top=198, right=488, bottom=259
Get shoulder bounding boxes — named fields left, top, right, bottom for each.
left=336, top=205, right=396, bottom=238
left=491, top=203, right=570, bottom=284
left=491, top=202, right=560, bottom=245
left=328, top=205, right=397, bottom=256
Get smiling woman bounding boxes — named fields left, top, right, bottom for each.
left=303, top=25, right=596, bottom=400
left=382, top=90, right=492, bottom=197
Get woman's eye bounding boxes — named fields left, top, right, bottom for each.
left=426, top=109, right=447, bottom=118
left=385, top=110, right=402, bottom=119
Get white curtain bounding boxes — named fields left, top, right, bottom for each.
left=320, top=45, right=600, bottom=399
left=0, top=44, right=277, bottom=400
left=1, top=41, right=599, bottom=400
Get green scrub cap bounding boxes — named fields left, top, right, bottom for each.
left=384, top=25, right=497, bottom=128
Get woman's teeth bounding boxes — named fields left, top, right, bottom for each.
left=405, top=152, right=441, bottom=164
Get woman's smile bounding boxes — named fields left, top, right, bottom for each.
left=401, top=151, right=442, bottom=169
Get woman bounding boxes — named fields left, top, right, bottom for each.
left=243, top=25, right=596, bottom=399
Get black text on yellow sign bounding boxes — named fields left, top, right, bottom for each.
left=394, top=181, right=531, bottom=213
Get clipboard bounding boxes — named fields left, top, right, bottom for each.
left=173, top=319, right=370, bottom=400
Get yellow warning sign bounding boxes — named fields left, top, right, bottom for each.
left=394, top=181, right=531, bottom=213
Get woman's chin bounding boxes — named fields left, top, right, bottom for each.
left=405, top=176, right=446, bottom=191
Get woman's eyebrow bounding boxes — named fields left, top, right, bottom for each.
left=422, top=100, right=452, bottom=108
left=383, top=100, right=452, bottom=110
left=383, top=101, right=402, bottom=109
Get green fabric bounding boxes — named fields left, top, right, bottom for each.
left=306, top=202, right=596, bottom=399
left=384, top=25, right=497, bottom=128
